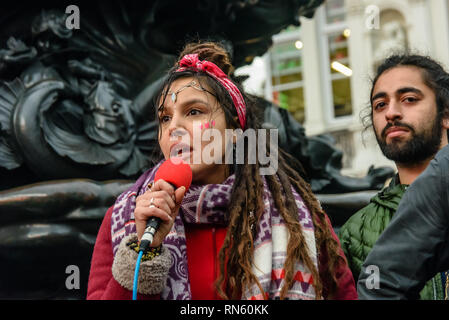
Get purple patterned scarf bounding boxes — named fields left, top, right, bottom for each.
left=110, top=162, right=318, bottom=300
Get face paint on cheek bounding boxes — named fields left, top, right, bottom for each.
left=199, top=121, right=216, bottom=130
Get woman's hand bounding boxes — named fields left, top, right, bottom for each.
left=134, top=179, right=186, bottom=247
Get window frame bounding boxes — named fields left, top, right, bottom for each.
left=265, top=29, right=306, bottom=123
left=317, top=4, right=354, bottom=128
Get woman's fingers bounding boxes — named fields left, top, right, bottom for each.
left=134, top=180, right=188, bottom=246
left=174, top=186, right=186, bottom=203
left=134, top=205, right=172, bottom=223
left=173, top=186, right=186, bottom=213
left=136, top=190, right=176, bottom=210
left=135, top=204, right=173, bottom=243
left=152, top=179, right=176, bottom=197
left=136, top=198, right=172, bottom=214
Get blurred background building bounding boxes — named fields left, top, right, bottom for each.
left=236, top=0, right=449, bottom=177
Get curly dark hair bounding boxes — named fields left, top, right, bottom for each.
left=152, top=41, right=346, bottom=299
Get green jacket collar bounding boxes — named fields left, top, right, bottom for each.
left=370, top=174, right=408, bottom=211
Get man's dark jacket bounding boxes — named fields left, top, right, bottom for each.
left=358, top=144, right=449, bottom=299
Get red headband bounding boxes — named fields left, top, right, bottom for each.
left=175, top=53, right=247, bottom=129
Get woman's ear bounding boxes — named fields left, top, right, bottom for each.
left=443, top=111, right=449, bottom=130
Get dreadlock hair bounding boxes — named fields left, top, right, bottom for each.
left=152, top=41, right=345, bottom=299
left=361, top=53, right=449, bottom=141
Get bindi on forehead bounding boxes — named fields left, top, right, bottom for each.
left=167, top=80, right=206, bottom=103
left=166, top=79, right=219, bottom=105
left=160, top=85, right=221, bottom=116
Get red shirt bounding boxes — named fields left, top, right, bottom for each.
left=184, top=224, right=227, bottom=299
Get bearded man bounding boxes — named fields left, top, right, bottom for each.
left=338, top=54, right=449, bottom=300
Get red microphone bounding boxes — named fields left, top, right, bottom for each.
left=139, top=158, right=192, bottom=252
left=154, top=157, right=193, bottom=191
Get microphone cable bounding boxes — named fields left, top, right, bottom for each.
left=132, top=250, right=144, bottom=300
left=132, top=225, right=158, bottom=300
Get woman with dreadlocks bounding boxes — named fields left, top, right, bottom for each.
left=87, top=41, right=357, bottom=300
